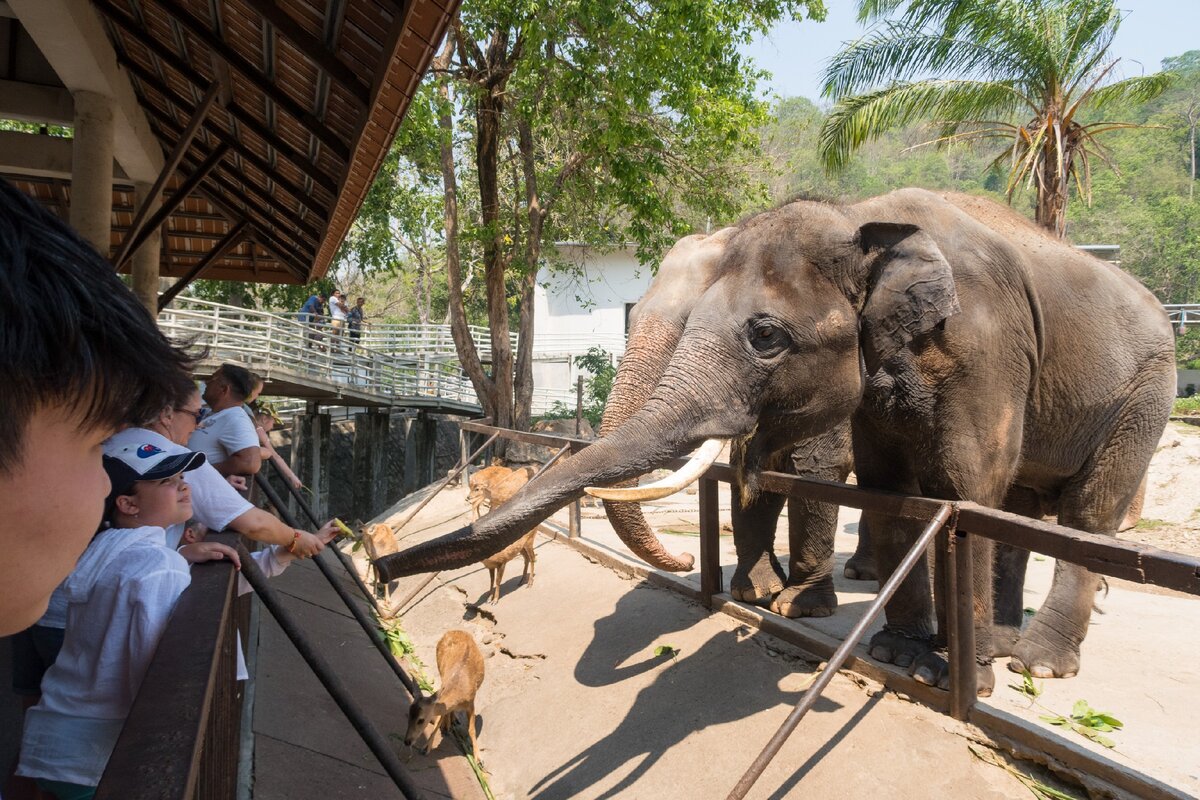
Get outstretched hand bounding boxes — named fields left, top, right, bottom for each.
left=315, top=519, right=341, bottom=545
left=179, top=541, right=242, bottom=569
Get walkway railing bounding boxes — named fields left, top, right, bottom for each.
left=163, top=298, right=614, bottom=414
left=160, top=298, right=482, bottom=409
left=1165, top=303, right=1200, bottom=332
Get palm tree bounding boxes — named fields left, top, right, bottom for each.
left=818, top=0, right=1173, bottom=237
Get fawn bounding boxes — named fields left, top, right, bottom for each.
left=467, top=464, right=514, bottom=519
left=404, top=630, right=485, bottom=761
left=477, top=467, right=539, bottom=603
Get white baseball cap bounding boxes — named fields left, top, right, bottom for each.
left=103, top=442, right=205, bottom=498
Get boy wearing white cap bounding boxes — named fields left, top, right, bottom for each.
left=16, top=442, right=239, bottom=800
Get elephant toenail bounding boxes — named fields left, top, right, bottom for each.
left=870, top=646, right=892, bottom=662
left=1006, top=659, right=1027, bottom=674
left=1030, top=665, right=1054, bottom=678
left=913, top=665, right=936, bottom=685
left=895, top=653, right=914, bottom=668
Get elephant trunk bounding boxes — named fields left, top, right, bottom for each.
left=374, top=408, right=700, bottom=581
left=597, top=314, right=695, bottom=571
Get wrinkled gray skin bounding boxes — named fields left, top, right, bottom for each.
left=594, top=229, right=873, bottom=617
left=376, top=188, right=1176, bottom=696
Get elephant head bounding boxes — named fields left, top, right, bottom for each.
left=374, top=199, right=961, bottom=581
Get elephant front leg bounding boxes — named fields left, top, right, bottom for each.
left=865, top=511, right=938, bottom=668
left=729, top=484, right=786, bottom=605
left=771, top=495, right=837, bottom=618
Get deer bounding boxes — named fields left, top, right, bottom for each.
left=475, top=467, right=540, bottom=603
left=404, top=629, right=485, bottom=762
left=467, top=463, right=516, bottom=520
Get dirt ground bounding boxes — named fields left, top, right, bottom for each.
left=1121, top=421, right=1200, bottom=556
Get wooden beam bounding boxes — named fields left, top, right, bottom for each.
left=114, top=51, right=338, bottom=195
left=135, top=85, right=330, bottom=222
left=113, top=81, right=223, bottom=270
left=114, top=143, right=231, bottom=270
left=190, top=185, right=312, bottom=281
left=175, top=147, right=322, bottom=250
left=139, top=0, right=352, bottom=161
left=240, top=0, right=370, bottom=108
left=158, top=220, right=248, bottom=310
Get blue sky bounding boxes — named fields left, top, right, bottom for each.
left=743, top=1, right=1199, bottom=104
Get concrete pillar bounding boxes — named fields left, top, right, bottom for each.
left=402, top=412, right=436, bottom=495
left=291, top=410, right=331, bottom=520
left=130, top=181, right=161, bottom=314
left=70, top=90, right=115, bottom=256
left=352, top=410, right=390, bottom=521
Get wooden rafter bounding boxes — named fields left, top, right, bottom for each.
left=113, top=80, right=223, bottom=270
left=117, top=52, right=337, bottom=196
left=158, top=218, right=249, bottom=310
left=240, top=0, right=370, bottom=108
left=113, top=142, right=232, bottom=270
left=144, top=0, right=352, bottom=160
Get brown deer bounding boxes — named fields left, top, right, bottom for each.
left=477, top=467, right=539, bottom=603
left=404, top=630, right=485, bottom=761
left=466, top=464, right=515, bottom=520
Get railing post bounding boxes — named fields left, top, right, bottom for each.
left=948, top=526, right=977, bottom=720
left=698, top=477, right=721, bottom=606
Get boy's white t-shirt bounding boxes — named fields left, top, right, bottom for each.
left=17, top=526, right=190, bottom=787
left=105, top=428, right=253, bottom=548
left=330, top=296, right=348, bottom=321
left=188, top=406, right=260, bottom=467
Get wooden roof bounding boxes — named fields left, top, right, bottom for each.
left=5, top=0, right=456, bottom=285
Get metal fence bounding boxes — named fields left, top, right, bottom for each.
left=163, top=299, right=608, bottom=415
left=1164, top=303, right=1200, bottom=333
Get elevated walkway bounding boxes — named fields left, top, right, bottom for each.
left=158, top=298, right=486, bottom=414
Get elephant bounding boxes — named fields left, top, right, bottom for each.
left=591, top=227, right=872, bottom=619
left=376, top=188, right=1176, bottom=697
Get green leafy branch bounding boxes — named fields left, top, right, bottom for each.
left=1008, top=671, right=1124, bottom=749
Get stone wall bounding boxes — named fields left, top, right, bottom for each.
left=267, top=410, right=470, bottom=523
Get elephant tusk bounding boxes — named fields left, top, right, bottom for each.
left=585, top=438, right=725, bottom=502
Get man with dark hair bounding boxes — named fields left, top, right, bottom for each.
left=188, top=364, right=262, bottom=478
left=0, top=177, right=197, bottom=635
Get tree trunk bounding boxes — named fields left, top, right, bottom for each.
left=434, top=37, right=495, bottom=420
left=1035, top=143, right=1068, bottom=238
left=475, top=41, right=514, bottom=434
left=514, top=119, right=541, bottom=431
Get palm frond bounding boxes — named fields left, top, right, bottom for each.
left=821, top=26, right=1027, bottom=100
left=819, top=79, right=1025, bottom=171
left=1087, top=72, right=1175, bottom=111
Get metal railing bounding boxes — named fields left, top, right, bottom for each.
left=454, top=420, right=1200, bottom=800
left=1165, top=303, right=1200, bottom=332
left=160, top=298, right=483, bottom=409
left=162, top=299, right=619, bottom=414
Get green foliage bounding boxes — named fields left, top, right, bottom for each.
left=574, top=347, right=617, bottom=408
left=189, top=277, right=336, bottom=313
left=1173, top=396, right=1200, bottom=415
left=653, top=644, right=680, bottom=659
left=1008, top=671, right=1124, bottom=749
left=820, top=0, right=1174, bottom=235
left=0, top=119, right=71, bottom=137
left=1040, top=700, right=1124, bottom=749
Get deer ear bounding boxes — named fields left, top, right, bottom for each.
left=857, top=222, right=960, bottom=359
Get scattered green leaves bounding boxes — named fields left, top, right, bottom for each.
left=1040, top=700, right=1124, bottom=749
left=968, top=744, right=1083, bottom=800
left=654, top=644, right=680, bottom=659
left=1008, top=669, right=1042, bottom=701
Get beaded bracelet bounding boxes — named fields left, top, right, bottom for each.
left=287, top=530, right=301, bottom=553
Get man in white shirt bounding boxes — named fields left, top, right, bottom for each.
left=329, top=289, right=349, bottom=337
left=189, top=364, right=262, bottom=478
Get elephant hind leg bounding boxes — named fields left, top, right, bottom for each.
left=1011, top=387, right=1170, bottom=679
left=992, top=486, right=1042, bottom=658
left=843, top=515, right=876, bottom=581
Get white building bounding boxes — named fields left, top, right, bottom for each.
left=531, top=242, right=649, bottom=405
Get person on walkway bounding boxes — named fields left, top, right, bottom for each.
left=299, top=291, right=326, bottom=349
left=15, top=444, right=238, bottom=800
left=329, top=289, right=349, bottom=340
left=347, top=296, right=366, bottom=345
left=0, top=177, right=195, bottom=637
left=189, top=364, right=263, bottom=480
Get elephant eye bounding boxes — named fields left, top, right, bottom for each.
left=748, top=320, right=790, bottom=355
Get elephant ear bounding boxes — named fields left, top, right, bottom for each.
left=857, top=222, right=960, bottom=359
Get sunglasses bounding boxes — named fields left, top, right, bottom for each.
left=175, top=407, right=204, bottom=423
